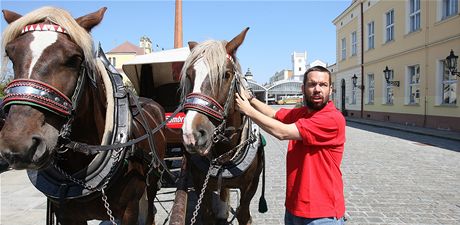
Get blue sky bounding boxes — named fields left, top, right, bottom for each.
left=1, top=0, right=351, bottom=83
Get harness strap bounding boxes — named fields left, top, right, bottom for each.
left=3, top=79, right=73, bottom=116
left=184, top=93, right=224, bottom=121
left=67, top=101, right=184, bottom=154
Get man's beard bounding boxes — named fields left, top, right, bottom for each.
left=304, top=94, right=329, bottom=111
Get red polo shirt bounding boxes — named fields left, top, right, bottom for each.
left=275, top=101, right=346, bottom=219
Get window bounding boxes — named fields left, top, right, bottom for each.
left=407, top=65, right=420, bottom=104
left=442, top=0, right=458, bottom=19
left=441, top=60, right=457, bottom=104
left=368, top=74, right=375, bottom=104
left=341, top=38, right=346, bottom=60
left=384, top=70, right=394, bottom=104
left=409, top=0, right=421, bottom=32
left=109, top=57, right=116, bottom=67
left=386, top=9, right=395, bottom=42
left=351, top=31, right=357, bottom=56
left=368, top=21, right=375, bottom=50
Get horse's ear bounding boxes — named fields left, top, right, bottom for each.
left=226, top=27, right=249, bottom=55
left=76, top=7, right=107, bottom=31
left=188, top=41, right=198, bottom=50
left=2, top=9, right=22, bottom=24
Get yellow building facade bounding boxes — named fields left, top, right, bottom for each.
left=333, top=0, right=460, bottom=131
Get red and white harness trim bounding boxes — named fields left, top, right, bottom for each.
left=21, top=23, right=67, bottom=34
left=3, top=79, right=73, bottom=116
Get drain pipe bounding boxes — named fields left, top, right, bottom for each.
left=360, top=0, right=365, bottom=118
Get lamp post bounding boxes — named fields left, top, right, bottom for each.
left=351, top=74, right=364, bottom=89
left=352, top=74, right=358, bottom=87
left=446, top=49, right=460, bottom=77
left=383, top=66, right=400, bottom=87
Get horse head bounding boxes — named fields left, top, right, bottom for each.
left=180, top=27, right=249, bottom=157
left=0, top=7, right=106, bottom=169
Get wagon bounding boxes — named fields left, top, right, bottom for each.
left=122, top=47, right=190, bottom=188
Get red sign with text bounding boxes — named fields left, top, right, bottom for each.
left=165, top=112, right=185, bottom=129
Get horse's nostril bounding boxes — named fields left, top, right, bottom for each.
left=31, top=137, right=42, bottom=150
left=198, top=129, right=207, bottom=138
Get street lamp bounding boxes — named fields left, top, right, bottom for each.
left=352, top=74, right=358, bottom=87
left=351, top=74, right=364, bottom=89
left=383, top=66, right=400, bottom=87
left=445, top=49, right=460, bottom=77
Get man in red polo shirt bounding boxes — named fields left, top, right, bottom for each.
left=235, top=66, right=346, bottom=224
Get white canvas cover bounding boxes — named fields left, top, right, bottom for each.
left=122, top=47, right=190, bottom=93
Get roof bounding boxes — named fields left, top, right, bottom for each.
left=122, top=47, right=191, bottom=93
left=107, top=41, right=144, bottom=55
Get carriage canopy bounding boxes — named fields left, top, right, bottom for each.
left=122, top=47, right=190, bottom=94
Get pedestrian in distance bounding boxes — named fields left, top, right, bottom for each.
left=235, top=66, right=346, bottom=225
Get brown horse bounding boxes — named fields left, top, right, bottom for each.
left=0, top=7, right=167, bottom=225
left=180, top=27, right=265, bottom=225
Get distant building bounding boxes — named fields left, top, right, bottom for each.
left=269, top=51, right=327, bottom=84
left=269, top=69, right=293, bottom=84
left=106, top=37, right=153, bottom=73
left=308, top=59, right=327, bottom=68
left=140, top=36, right=153, bottom=54
left=244, top=68, right=254, bottom=80
left=292, top=51, right=307, bottom=81
left=328, top=63, right=338, bottom=104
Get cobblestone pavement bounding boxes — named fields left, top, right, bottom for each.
left=1, top=120, right=460, bottom=225
left=342, top=122, right=460, bottom=225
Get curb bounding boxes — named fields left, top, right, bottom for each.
left=346, top=118, right=460, bottom=142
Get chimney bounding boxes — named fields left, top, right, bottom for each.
left=174, top=0, right=183, bottom=48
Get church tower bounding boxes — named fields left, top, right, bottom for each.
left=139, top=36, right=152, bottom=54
left=291, top=51, right=307, bottom=81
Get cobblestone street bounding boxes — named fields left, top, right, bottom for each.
left=1, top=120, right=460, bottom=224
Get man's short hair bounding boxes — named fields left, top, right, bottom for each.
left=303, top=66, right=332, bottom=86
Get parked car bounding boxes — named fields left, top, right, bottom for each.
left=277, top=96, right=302, bottom=105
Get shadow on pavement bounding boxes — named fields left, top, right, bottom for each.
left=347, top=121, right=460, bottom=153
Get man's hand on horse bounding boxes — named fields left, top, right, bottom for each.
left=235, top=91, right=253, bottom=115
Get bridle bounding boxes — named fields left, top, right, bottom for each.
left=2, top=23, right=92, bottom=145
left=183, top=54, right=243, bottom=145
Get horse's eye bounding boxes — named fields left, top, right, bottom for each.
left=224, top=71, right=232, bottom=79
left=65, top=55, right=82, bottom=68
left=5, top=44, right=15, bottom=58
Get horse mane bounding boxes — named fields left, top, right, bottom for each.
left=1, top=6, right=97, bottom=79
left=179, top=40, right=241, bottom=100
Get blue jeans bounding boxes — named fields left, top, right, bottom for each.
left=284, top=210, right=345, bottom=225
